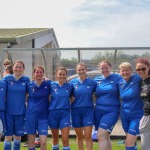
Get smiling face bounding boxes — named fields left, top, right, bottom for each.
left=120, top=66, right=132, bottom=81
left=13, top=62, right=24, bottom=77
left=76, top=64, right=87, bottom=79
left=99, top=62, right=111, bottom=77
left=136, top=63, right=149, bottom=80
left=56, top=69, right=67, bottom=83
left=34, top=67, right=44, bottom=81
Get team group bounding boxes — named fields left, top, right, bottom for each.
left=0, top=58, right=150, bottom=150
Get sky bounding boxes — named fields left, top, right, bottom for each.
left=0, top=0, right=150, bottom=48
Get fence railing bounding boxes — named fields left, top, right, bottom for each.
left=1, top=47, right=150, bottom=80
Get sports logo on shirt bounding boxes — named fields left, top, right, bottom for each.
left=110, top=81, right=114, bottom=83
left=22, top=83, right=26, bottom=85
left=75, top=85, right=78, bottom=89
left=66, top=90, right=69, bottom=93
left=87, top=86, right=90, bottom=88
left=101, top=123, right=107, bottom=126
left=44, top=86, right=48, bottom=89
left=0, top=88, right=4, bottom=91
left=98, top=81, right=102, bottom=84
left=120, top=82, right=124, bottom=89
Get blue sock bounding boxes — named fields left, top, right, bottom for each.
left=4, top=141, right=11, bottom=150
left=126, top=147, right=135, bottom=150
left=29, top=148, right=36, bottom=150
left=52, top=144, right=59, bottom=150
left=63, top=146, right=70, bottom=150
left=13, top=140, right=21, bottom=150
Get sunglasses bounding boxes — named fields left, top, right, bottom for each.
left=3, top=63, right=9, bottom=65
left=136, top=67, right=146, bottom=72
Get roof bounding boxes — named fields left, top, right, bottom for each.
left=0, top=28, right=58, bottom=45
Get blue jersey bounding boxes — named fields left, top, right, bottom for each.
left=94, top=74, right=121, bottom=112
left=70, top=77, right=96, bottom=108
left=118, top=74, right=144, bottom=114
left=0, top=80, right=6, bottom=111
left=3, top=75, right=30, bottom=115
left=49, top=81, right=72, bottom=110
left=26, top=80, right=51, bottom=120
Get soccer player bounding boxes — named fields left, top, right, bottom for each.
left=48, top=67, right=72, bottom=150
left=0, top=80, right=6, bottom=139
left=3, top=65, right=13, bottom=77
left=136, top=58, right=150, bottom=150
left=70, top=63, right=96, bottom=150
left=119, top=62, right=143, bottom=150
left=94, top=60, right=121, bottom=150
left=3, top=60, right=30, bottom=150
left=3, top=59, right=11, bottom=67
left=25, top=65, right=51, bottom=150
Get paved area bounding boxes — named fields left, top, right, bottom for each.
left=112, top=120, right=125, bottom=136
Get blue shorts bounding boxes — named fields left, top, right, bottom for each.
left=94, top=109, right=119, bottom=133
left=48, top=109, right=70, bottom=130
left=71, top=107, right=94, bottom=128
left=25, top=119, right=48, bottom=135
left=121, top=111, right=142, bottom=135
left=0, top=111, right=5, bottom=131
left=4, top=114, right=25, bottom=136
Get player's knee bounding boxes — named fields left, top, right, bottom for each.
left=62, top=137, right=69, bottom=145
left=76, top=135, right=84, bottom=141
left=40, top=140, right=47, bottom=146
left=53, top=138, right=59, bottom=144
left=84, top=135, right=92, bottom=141
left=97, top=132, right=108, bottom=141
left=125, top=139, right=135, bottom=147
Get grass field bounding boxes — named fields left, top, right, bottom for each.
left=0, top=138, right=142, bottom=150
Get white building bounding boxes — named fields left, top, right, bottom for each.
left=0, top=28, right=60, bottom=79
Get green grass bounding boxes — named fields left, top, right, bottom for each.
left=0, top=138, right=142, bottom=150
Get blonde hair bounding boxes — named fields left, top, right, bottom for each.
left=119, top=62, right=132, bottom=70
left=3, top=59, right=11, bottom=65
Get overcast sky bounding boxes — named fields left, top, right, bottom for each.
left=0, top=0, right=150, bottom=48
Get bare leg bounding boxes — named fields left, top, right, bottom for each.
left=61, top=127, right=70, bottom=146
left=39, top=135, right=47, bottom=150
left=28, top=134, right=36, bottom=149
left=51, top=129, right=59, bottom=146
left=74, top=128, right=84, bottom=150
left=97, top=128, right=112, bottom=150
left=83, top=126, right=93, bottom=150
left=125, top=133, right=137, bottom=148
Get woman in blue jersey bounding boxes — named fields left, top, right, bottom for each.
left=3, top=60, right=30, bottom=150
left=0, top=80, right=6, bottom=139
left=94, top=60, right=121, bottom=150
left=119, top=62, right=143, bottom=150
left=48, top=67, right=72, bottom=150
left=25, top=65, right=51, bottom=150
left=70, top=63, right=96, bottom=150
left=136, top=58, right=150, bottom=150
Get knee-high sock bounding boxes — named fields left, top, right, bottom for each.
left=13, top=140, right=21, bottom=150
left=63, top=146, right=70, bottom=150
left=52, top=144, right=59, bottom=150
left=126, top=146, right=135, bottom=150
left=4, top=141, right=11, bottom=150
